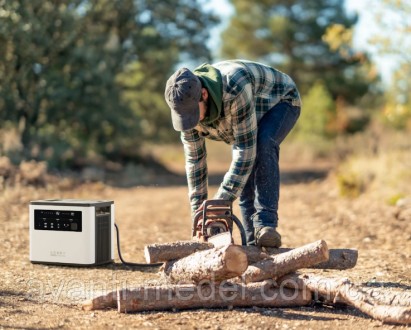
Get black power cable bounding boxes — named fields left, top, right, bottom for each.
left=114, top=223, right=163, bottom=268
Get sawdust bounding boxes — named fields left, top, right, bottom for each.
left=0, top=161, right=410, bottom=329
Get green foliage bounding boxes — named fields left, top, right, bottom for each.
left=363, top=0, right=411, bottom=132
left=336, top=145, right=411, bottom=200
left=294, top=81, right=335, bottom=139
left=221, top=0, right=380, bottom=131
left=387, top=193, right=406, bottom=206
left=367, top=0, right=411, bottom=64
left=383, top=103, right=411, bottom=131
left=382, top=63, right=411, bottom=131
left=0, top=0, right=218, bottom=168
left=116, top=56, right=179, bottom=142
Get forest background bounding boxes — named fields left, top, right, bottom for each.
left=1, top=0, right=410, bottom=201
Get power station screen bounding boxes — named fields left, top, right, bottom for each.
left=34, top=210, right=82, bottom=232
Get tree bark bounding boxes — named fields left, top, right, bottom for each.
left=163, top=244, right=248, bottom=284
left=144, top=241, right=357, bottom=270
left=277, top=273, right=411, bottom=325
left=245, top=246, right=358, bottom=270
left=360, top=287, right=411, bottom=308
left=144, top=240, right=213, bottom=264
left=116, top=280, right=312, bottom=313
left=242, top=240, right=329, bottom=283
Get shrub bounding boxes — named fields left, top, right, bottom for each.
left=336, top=149, right=411, bottom=200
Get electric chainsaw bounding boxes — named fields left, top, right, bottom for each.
left=192, top=199, right=247, bottom=247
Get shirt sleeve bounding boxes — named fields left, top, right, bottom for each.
left=181, top=129, right=208, bottom=214
left=215, top=82, right=257, bottom=201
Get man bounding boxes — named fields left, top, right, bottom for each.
left=164, top=60, right=301, bottom=247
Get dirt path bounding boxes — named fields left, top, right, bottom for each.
left=0, top=169, right=410, bottom=329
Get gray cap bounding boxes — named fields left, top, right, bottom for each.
left=164, top=68, right=202, bottom=131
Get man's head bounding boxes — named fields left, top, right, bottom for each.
left=165, top=68, right=207, bottom=131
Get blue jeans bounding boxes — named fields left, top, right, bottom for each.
left=238, top=101, right=300, bottom=245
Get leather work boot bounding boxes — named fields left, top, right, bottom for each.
left=255, top=226, right=282, bottom=248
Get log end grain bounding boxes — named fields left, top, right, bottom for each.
left=224, top=245, right=248, bottom=276
left=163, top=244, right=249, bottom=283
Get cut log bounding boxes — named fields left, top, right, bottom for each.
left=242, top=240, right=329, bottom=283
left=144, top=240, right=213, bottom=264
left=278, top=273, right=411, bottom=325
left=163, top=244, right=248, bottom=284
left=82, top=291, right=117, bottom=311
left=117, top=280, right=312, bottom=313
left=246, top=247, right=358, bottom=270
left=144, top=241, right=357, bottom=270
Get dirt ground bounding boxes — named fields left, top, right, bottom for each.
left=0, top=152, right=410, bottom=329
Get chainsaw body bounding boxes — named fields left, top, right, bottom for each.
left=192, top=200, right=247, bottom=246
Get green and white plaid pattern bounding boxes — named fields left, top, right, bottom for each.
left=181, top=60, right=301, bottom=214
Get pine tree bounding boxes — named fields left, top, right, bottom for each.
left=220, top=0, right=378, bottom=104
left=0, top=0, right=219, bottom=166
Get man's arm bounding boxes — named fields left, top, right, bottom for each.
left=181, top=129, right=208, bottom=215
left=215, top=83, right=257, bottom=201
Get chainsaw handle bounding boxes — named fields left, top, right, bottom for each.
left=191, top=200, right=247, bottom=246
left=192, top=199, right=232, bottom=238
left=200, top=200, right=232, bottom=236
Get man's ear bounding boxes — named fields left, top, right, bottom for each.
left=201, top=88, right=208, bottom=101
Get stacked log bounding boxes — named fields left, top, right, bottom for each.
left=277, top=273, right=411, bottom=325
left=241, top=240, right=329, bottom=283
left=143, top=241, right=358, bottom=269
left=116, top=281, right=312, bottom=313
left=81, top=239, right=411, bottom=325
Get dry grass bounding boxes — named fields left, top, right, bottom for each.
left=335, top=126, right=411, bottom=202
left=1, top=128, right=411, bottom=328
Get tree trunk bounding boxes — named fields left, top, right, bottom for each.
left=242, top=240, right=329, bottom=283
left=163, top=245, right=248, bottom=284
left=116, top=280, right=312, bottom=313
left=144, top=241, right=357, bottom=270
left=278, top=273, right=411, bottom=325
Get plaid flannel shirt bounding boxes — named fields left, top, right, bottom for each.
left=181, top=60, right=301, bottom=214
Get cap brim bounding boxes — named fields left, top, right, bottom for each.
left=171, top=104, right=200, bottom=131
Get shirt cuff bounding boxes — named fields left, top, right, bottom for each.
left=214, top=189, right=237, bottom=202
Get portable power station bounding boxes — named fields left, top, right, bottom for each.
left=29, top=199, right=114, bottom=266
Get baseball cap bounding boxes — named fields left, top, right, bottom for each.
left=164, top=68, right=202, bottom=131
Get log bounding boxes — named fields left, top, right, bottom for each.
left=163, top=244, right=248, bottom=284
left=117, top=280, right=312, bottom=313
left=360, top=287, right=411, bottom=308
left=144, top=240, right=357, bottom=270
left=278, top=273, right=411, bottom=325
left=82, top=291, right=117, bottom=311
left=278, top=273, right=411, bottom=308
left=144, top=240, right=213, bottom=264
left=246, top=247, right=358, bottom=270
left=242, top=240, right=329, bottom=283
